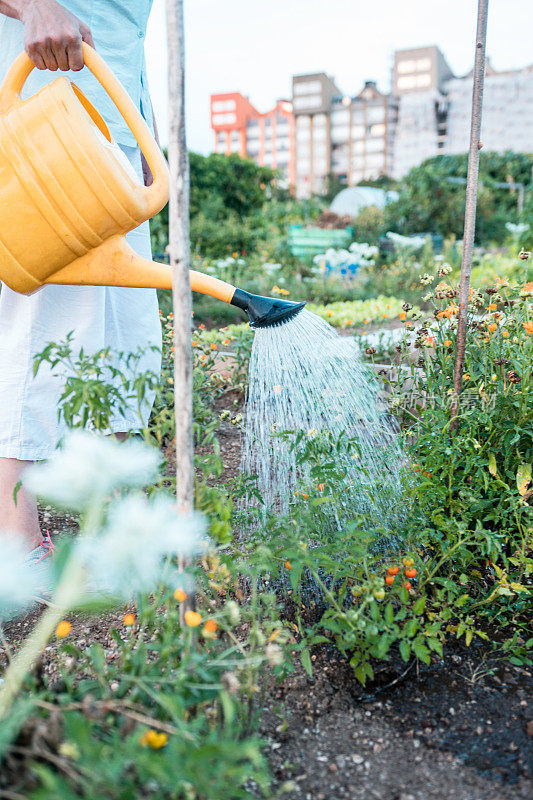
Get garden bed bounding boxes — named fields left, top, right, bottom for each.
left=2, top=383, right=531, bottom=799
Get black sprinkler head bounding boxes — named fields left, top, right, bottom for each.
left=231, top=288, right=306, bottom=329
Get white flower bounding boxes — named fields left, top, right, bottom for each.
left=506, top=222, right=529, bottom=235
left=266, top=642, right=284, bottom=666
left=77, top=495, right=204, bottom=597
left=24, top=432, right=161, bottom=511
left=386, top=231, right=427, bottom=252
left=0, top=533, right=41, bottom=617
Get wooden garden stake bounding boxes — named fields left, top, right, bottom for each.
left=166, top=0, right=194, bottom=613
left=450, top=0, right=489, bottom=431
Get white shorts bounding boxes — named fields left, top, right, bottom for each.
left=0, top=145, right=162, bottom=461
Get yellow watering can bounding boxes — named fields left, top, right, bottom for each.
left=0, top=44, right=304, bottom=328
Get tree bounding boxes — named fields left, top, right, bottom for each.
left=385, top=152, right=532, bottom=244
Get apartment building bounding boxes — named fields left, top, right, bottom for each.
left=391, top=46, right=452, bottom=179
left=445, top=60, right=533, bottom=156
left=210, top=92, right=295, bottom=184
left=211, top=46, right=533, bottom=196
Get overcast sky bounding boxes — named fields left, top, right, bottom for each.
left=145, top=0, right=532, bottom=153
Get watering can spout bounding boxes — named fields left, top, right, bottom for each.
left=45, top=236, right=306, bottom=328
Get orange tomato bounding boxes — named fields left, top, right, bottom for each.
left=404, top=568, right=417, bottom=579
left=385, top=575, right=395, bottom=586
left=404, top=581, right=412, bottom=591
left=387, top=565, right=399, bottom=576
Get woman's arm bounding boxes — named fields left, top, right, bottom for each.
left=0, top=0, right=94, bottom=71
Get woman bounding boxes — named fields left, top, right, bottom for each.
left=0, top=0, right=162, bottom=574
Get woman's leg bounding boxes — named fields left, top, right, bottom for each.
left=0, top=457, right=40, bottom=549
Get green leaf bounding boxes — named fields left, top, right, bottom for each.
left=413, top=597, right=426, bottom=615
left=301, top=648, right=313, bottom=678
left=516, top=462, right=532, bottom=496
left=384, top=602, right=394, bottom=626
left=400, top=640, right=411, bottom=662
left=354, top=665, right=367, bottom=685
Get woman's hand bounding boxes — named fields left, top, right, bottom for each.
left=0, top=0, right=94, bottom=71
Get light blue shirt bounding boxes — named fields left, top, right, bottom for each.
left=0, top=0, right=154, bottom=146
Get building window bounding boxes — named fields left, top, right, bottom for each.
left=416, top=73, right=431, bottom=88
left=397, top=76, right=417, bottom=90
left=397, top=59, right=415, bottom=74
left=212, top=112, right=237, bottom=125
left=370, top=123, right=386, bottom=137
left=212, top=99, right=236, bottom=112
left=293, top=95, right=322, bottom=110
left=416, top=57, right=431, bottom=71
left=294, top=80, right=322, bottom=95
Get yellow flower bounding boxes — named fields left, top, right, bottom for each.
left=123, top=613, right=135, bottom=627
left=140, top=730, right=168, bottom=749
left=184, top=610, right=202, bottom=627
left=56, top=620, right=72, bottom=638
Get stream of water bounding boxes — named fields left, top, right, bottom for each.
left=241, top=309, right=408, bottom=530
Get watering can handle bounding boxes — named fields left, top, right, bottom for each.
left=0, top=43, right=168, bottom=215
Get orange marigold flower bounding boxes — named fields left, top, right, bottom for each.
left=318, top=483, right=325, bottom=492
left=424, top=335, right=436, bottom=346
left=56, top=620, right=72, bottom=638
left=184, top=610, right=202, bottom=627
left=174, top=588, right=188, bottom=602
left=487, top=323, right=497, bottom=333
left=520, top=282, right=533, bottom=297
left=140, top=730, right=168, bottom=749
left=444, top=339, right=452, bottom=347
left=204, top=619, right=218, bottom=634
left=488, top=303, right=497, bottom=311
left=168, top=313, right=174, bottom=320
left=123, top=613, right=136, bottom=627
left=285, top=560, right=293, bottom=570
left=192, top=340, right=198, bottom=347
left=523, top=321, right=533, bottom=335
left=223, top=338, right=231, bottom=345
left=210, top=343, right=217, bottom=351
left=199, top=323, right=206, bottom=330
left=398, top=311, right=407, bottom=321
left=502, top=330, right=510, bottom=338
left=463, top=374, right=470, bottom=381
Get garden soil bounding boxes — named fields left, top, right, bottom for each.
left=1, top=392, right=532, bottom=800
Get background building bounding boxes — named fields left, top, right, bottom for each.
left=210, top=92, right=294, bottom=185
left=211, top=46, right=533, bottom=196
